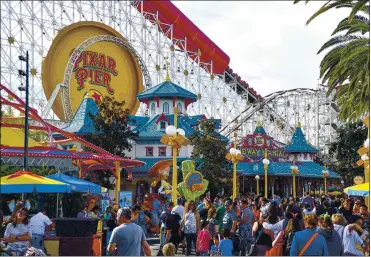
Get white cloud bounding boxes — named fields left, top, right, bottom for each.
left=172, top=1, right=349, bottom=97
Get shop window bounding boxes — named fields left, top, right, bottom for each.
left=150, top=103, right=156, bottom=115
left=159, top=147, right=167, bottom=156
left=160, top=121, right=166, bottom=130
left=163, top=102, right=169, bottom=114
left=177, top=103, right=182, bottom=113
left=146, top=147, right=154, bottom=156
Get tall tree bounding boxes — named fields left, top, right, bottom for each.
left=328, top=122, right=368, bottom=183
left=188, top=119, right=232, bottom=196
left=85, top=96, right=137, bottom=189
left=86, top=96, right=138, bottom=156
left=294, top=0, right=370, bottom=122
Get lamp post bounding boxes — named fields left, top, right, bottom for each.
left=18, top=52, right=29, bottom=171
left=340, top=180, right=344, bottom=192
left=322, top=167, right=330, bottom=195
left=160, top=107, right=188, bottom=203
left=290, top=161, right=299, bottom=199
left=262, top=149, right=270, bottom=199
left=255, top=175, right=260, bottom=196
left=226, top=132, right=244, bottom=199
left=308, top=182, right=312, bottom=195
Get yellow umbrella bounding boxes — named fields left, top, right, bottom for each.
left=1, top=170, right=72, bottom=193
left=344, top=183, right=369, bottom=197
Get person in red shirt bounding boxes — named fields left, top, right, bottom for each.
left=197, top=220, right=211, bottom=256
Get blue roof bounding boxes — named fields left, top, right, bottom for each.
left=285, top=126, right=319, bottom=153
left=237, top=161, right=340, bottom=178
left=254, top=125, right=267, bottom=135
left=129, top=115, right=149, bottom=127
left=137, top=81, right=197, bottom=101
left=60, top=97, right=99, bottom=135
left=133, top=114, right=228, bottom=141
left=131, top=157, right=191, bottom=172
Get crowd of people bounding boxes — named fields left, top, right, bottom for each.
left=154, top=193, right=370, bottom=256
left=0, top=192, right=370, bottom=256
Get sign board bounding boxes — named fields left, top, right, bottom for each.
left=42, top=21, right=143, bottom=120
left=185, top=171, right=205, bottom=192
left=354, top=176, right=364, bottom=185
left=240, top=148, right=285, bottom=157
left=119, top=191, right=133, bottom=208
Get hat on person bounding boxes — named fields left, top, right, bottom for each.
left=225, top=200, right=232, bottom=206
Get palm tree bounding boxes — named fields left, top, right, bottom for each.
left=294, top=0, right=370, bottom=122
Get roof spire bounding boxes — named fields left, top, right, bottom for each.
left=165, top=56, right=171, bottom=82
left=297, top=121, right=301, bottom=128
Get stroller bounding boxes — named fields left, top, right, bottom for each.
left=230, top=232, right=242, bottom=256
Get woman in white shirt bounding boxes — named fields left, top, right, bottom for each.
left=4, top=207, right=31, bottom=255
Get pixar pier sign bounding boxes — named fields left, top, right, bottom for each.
left=72, top=50, right=118, bottom=95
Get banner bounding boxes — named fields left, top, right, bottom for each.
left=119, top=191, right=133, bottom=208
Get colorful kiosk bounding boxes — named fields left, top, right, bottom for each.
left=237, top=122, right=341, bottom=197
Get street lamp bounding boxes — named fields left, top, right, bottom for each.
left=160, top=107, right=188, bottom=203
left=255, top=175, right=260, bottom=196
left=290, top=161, right=299, bottom=199
left=18, top=52, right=29, bottom=172
left=340, top=180, right=344, bottom=192
left=322, top=168, right=330, bottom=195
left=226, top=131, right=244, bottom=199
left=262, top=149, right=270, bottom=199
left=308, top=182, right=312, bottom=195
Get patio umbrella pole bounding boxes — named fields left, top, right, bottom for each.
left=56, top=193, right=59, bottom=218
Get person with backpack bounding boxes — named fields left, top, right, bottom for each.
left=160, top=202, right=174, bottom=248
left=317, top=213, right=343, bottom=256
left=290, top=214, right=328, bottom=256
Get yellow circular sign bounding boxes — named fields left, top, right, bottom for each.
left=354, top=176, right=364, bottom=185
left=42, top=21, right=143, bottom=120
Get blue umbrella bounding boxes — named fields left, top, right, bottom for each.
left=46, top=173, right=105, bottom=195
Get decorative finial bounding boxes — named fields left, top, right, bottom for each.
left=165, top=57, right=171, bottom=82
left=257, top=121, right=263, bottom=127
left=297, top=121, right=301, bottom=128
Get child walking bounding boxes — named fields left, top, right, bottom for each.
left=219, top=229, right=233, bottom=256
left=197, top=220, right=211, bottom=256
left=210, top=234, right=221, bottom=256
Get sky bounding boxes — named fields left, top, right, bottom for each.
left=172, top=1, right=349, bottom=97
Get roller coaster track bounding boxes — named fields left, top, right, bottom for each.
left=220, top=88, right=324, bottom=138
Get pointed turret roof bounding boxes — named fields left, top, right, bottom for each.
left=137, top=81, right=197, bottom=102
left=61, top=94, right=99, bottom=135
left=254, top=121, right=267, bottom=135
left=285, top=122, right=318, bottom=153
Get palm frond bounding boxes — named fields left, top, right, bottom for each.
left=317, top=35, right=364, bottom=54
left=349, top=0, right=369, bottom=22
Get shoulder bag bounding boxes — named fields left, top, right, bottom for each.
left=247, top=225, right=264, bottom=256
left=298, top=232, right=318, bottom=256
left=266, top=230, right=285, bottom=256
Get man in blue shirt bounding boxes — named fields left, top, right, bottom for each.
left=290, top=214, right=329, bottom=256
left=108, top=207, right=151, bottom=256
left=222, top=200, right=237, bottom=233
